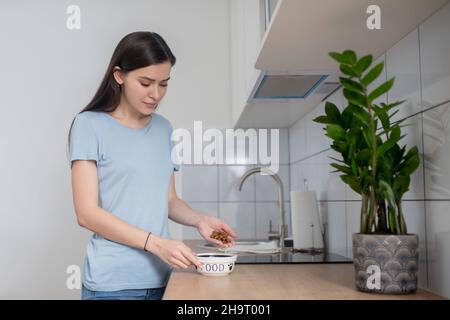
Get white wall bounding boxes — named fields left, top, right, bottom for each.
left=0, top=0, right=231, bottom=299
left=288, top=2, right=450, bottom=298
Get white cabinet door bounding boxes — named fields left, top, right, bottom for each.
left=230, top=0, right=265, bottom=126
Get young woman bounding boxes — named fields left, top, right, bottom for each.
left=68, top=31, right=236, bottom=300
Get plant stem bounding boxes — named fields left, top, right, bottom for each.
left=397, top=199, right=407, bottom=235
left=360, top=76, right=378, bottom=233
left=377, top=198, right=387, bottom=232
left=360, top=194, right=368, bottom=233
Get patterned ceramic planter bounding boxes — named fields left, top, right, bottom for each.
left=352, top=233, right=419, bottom=294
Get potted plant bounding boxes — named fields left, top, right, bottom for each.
left=314, top=50, right=421, bottom=294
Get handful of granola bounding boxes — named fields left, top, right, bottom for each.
left=210, top=230, right=232, bottom=244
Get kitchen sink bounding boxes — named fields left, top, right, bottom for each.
left=197, top=240, right=352, bottom=264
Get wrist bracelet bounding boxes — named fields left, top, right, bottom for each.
left=144, top=231, right=152, bottom=252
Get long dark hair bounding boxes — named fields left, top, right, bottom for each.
left=67, top=31, right=176, bottom=159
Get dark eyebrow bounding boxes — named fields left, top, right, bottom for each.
left=138, top=76, right=171, bottom=82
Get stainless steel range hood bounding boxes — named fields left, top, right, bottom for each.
left=249, top=72, right=339, bottom=102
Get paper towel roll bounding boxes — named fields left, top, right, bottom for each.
left=290, top=190, right=324, bottom=250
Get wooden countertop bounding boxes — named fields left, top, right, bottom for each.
left=162, top=241, right=443, bottom=300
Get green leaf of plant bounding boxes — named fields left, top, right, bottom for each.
left=340, top=64, right=359, bottom=77
left=325, top=102, right=341, bottom=124
left=326, top=124, right=346, bottom=140
left=373, top=105, right=390, bottom=135
left=399, top=150, right=420, bottom=175
left=341, top=175, right=362, bottom=194
left=379, top=180, right=396, bottom=209
left=342, top=50, right=357, bottom=65
left=388, top=207, right=398, bottom=234
left=351, top=106, right=371, bottom=126
left=313, top=115, right=334, bottom=124
left=377, top=125, right=401, bottom=158
left=343, top=89, right=366, bottom=108
left=330, top=163, right=353, bottom=175
left=368, top=78, right=395, bottom=102
left=332, top=141, right=348, bottom=154
left=340, top=106, right=354, bottom=130
left=354, top=55, right=373, bottom=74
left=329, top=52, right=343, bottom=63
left=361, top=62, right=384, bottom=87
left=362, top=127, right=372, bottom=148
left=381, top=99, right=406, bottom=112
left=355, top=149, right=371, bottom=166
left=404, top=146, right=419, bottom=161
left=351, top=158, right=358, bottom=175
left=340, top=77, right=364, bottom=95
left=393, top=175, right=410, bottom=200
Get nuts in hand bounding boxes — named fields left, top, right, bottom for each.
left=210, top=230, right=231, bottom=244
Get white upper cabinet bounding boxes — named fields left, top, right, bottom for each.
left=256, top=0, right=448, bottom=71
left=230, top=0, right=266, bottom=127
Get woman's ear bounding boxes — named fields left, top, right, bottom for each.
left=112, top=66, right=124, bottom=85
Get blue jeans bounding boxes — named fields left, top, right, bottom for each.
left=81, top=284, right=166, bottom=300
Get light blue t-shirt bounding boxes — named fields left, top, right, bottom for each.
left=69, top=110, right=179, bottom=291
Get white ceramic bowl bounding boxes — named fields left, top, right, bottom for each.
left=195, top=253, right=237, bottom=276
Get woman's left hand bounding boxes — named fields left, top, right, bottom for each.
left=197, top=215, right=237, bottom=248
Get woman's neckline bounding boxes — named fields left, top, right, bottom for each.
left=103, top=112, right=154, bottom=132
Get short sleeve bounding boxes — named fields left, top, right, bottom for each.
left=69, top=113, right=99, bottom=168
left=169, top=122, right=180, bottom=172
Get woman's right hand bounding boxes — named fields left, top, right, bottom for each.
left=147, top=235, right=203, bottom=270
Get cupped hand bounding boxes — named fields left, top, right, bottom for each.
left=197, top=215, right=237, bottom=248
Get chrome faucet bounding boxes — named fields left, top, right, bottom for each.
left=237, top=167, right=286, bottom=249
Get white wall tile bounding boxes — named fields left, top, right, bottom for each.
left=420, top=2, right=450, bottom=107
left=181, top=165, right=218, bottom=201
left=289, top=161, right=305, bottom=192
left=219, top=202, right=256, bottom=239
left=399, top=114, right=425, bottom=201
left=255, top=165, right=290, bottom=201
left=345, top=184, right=361, bottom=202
left=181, top=202, right=218, bottom=240
left=289, top=117, right=307, bottom=163
left=319, top=201, right=347, bottom=257
left=326, top=88, right=345, bottom=112
left=386, top=29, right=422, bottom=114
left=402, top=201, right=428, bottom=289
left=306, top=102, right=329, bottom=156
left=425, top=201, right=450, bottom=298
left=218, top=165, right=255, bottom=201
left=317, top=150, right=346, bottom=201
left=302, top=154, right=320, bottom=195
left=345, top=201, right=361, bottom=258
left=423, top=102, right=450, bottom=199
